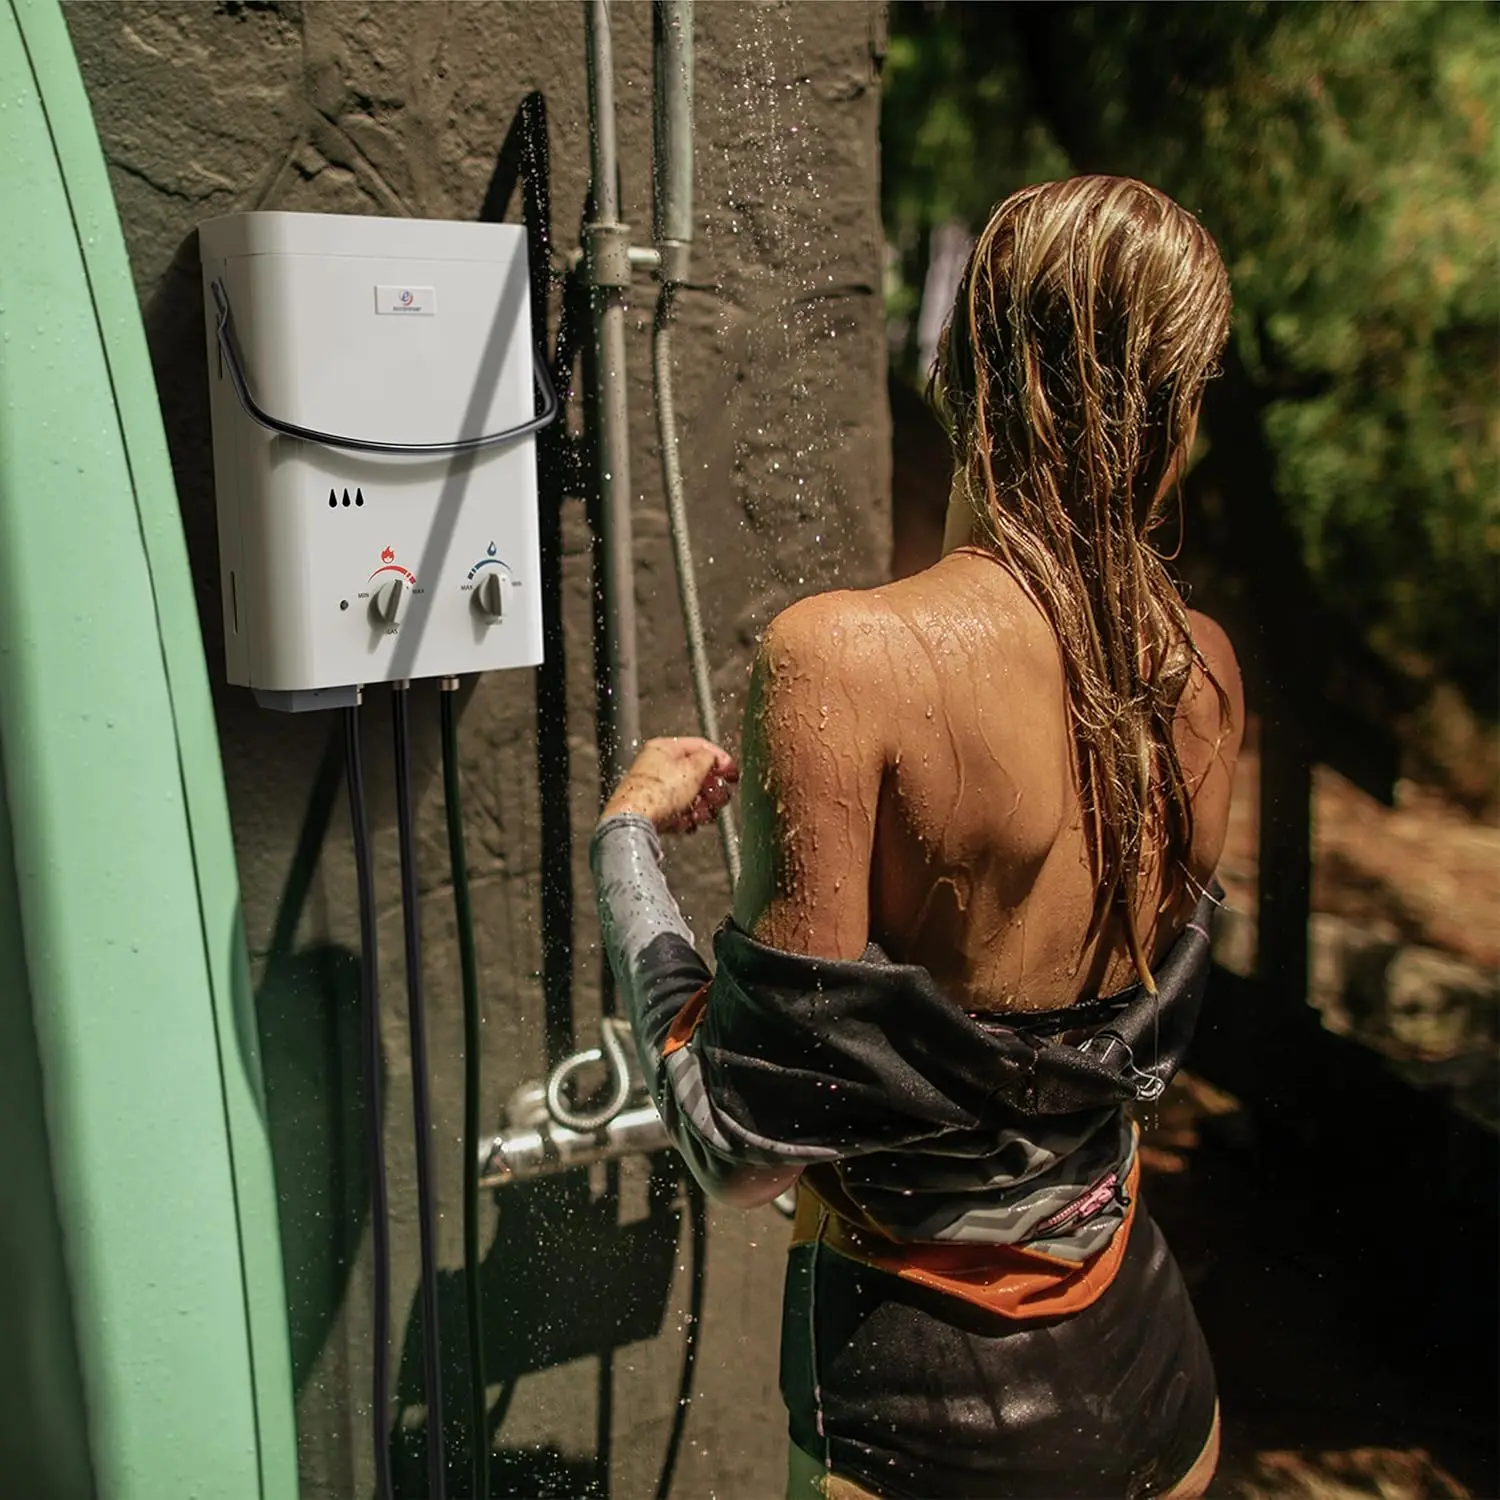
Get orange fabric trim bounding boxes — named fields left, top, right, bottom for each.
left=660, top=984, right=711, bottom=1057
left=790, top=1152, right=1141, bottom=1323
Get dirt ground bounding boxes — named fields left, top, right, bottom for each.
left=1217, top=722, right=1500, bottom=974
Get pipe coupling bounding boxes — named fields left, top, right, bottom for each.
left=655, top=240, right=692, bottom=287
left=585, top=220, right=635, bottom=290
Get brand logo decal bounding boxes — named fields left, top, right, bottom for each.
left=375, top=284, right=437, bottom=317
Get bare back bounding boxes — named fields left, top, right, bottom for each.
left=732, top=547, right=1244, bottom=1014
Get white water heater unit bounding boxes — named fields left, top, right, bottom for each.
left=199, top=212, right=550, bottom=710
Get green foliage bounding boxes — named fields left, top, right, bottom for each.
left=881, top=12, right=1068, bottom=255
left=883, top=0, right=1499, bottom=711
left=880, top=4, right=1069, bottom=368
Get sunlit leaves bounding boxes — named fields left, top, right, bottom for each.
left=882, top=0, right=1499, bottom=707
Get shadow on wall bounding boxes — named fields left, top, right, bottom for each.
left=257, top=940, right=369, bottom=1393
left=391, top=1161, right=689, bottom=1498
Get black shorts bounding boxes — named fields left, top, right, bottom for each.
left=780, top=1207, right=1217, bottom=1499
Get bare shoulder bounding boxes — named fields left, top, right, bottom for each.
left=1186, top=609, right=1241, bottom=694
left=1176, top=611, right=1245, bottom=879
left=735, top=587, right=892, bottom=955
left=757, top=585, right=906, bottom=682
left=762, top=584, right=902, bottom=642
left=748, top=585, right=899, bottom=790
left=1182, top=608, right=1245, bottom=751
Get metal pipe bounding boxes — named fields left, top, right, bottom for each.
left=565, top=244, right=661, bottom=274
left=650, top=0, right=740, bottom=885
left=585, top=0, right=641, bottom=784
left=652, top=0, right=694, bottom=284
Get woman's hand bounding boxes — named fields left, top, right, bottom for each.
left=601, top=736, right=740, bottom=835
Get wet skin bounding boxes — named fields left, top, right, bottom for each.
left=609, top=523, right=1243, bottom=1015
left=729, top=542, right=1244, bottom=1010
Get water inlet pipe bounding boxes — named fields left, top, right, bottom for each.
left=478, top=1017, right=669, bottom=1188
left=651, top=0, right=694, bottom=277
left=391, top=685, right=448, bottom=1500
left=439, top=680, right=490, bottom=1500
left=585, top=0, right=641, bottom=786
left=343, top=702, right=396, bottom=1500
left=652, top=0, right=741, bottom=888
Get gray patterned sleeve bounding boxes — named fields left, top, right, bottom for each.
left=589, top=812, right=802, bottom=1206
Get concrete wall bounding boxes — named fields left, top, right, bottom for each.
left=63, top=2, right=890, bottom=1495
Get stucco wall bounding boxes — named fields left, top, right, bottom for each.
left=63, top=2, right=890, bottom=1495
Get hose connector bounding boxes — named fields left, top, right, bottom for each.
left=478, top=1101, right=671, bottom=1188
left=655, top=239, right=692, bottom=288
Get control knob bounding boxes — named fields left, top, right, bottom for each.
left=472, top=568, right=511, bottom=623
left=369, top=576, right=410, bottom=627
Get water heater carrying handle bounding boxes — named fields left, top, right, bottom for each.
left=210, top=277, right=559, bottom=455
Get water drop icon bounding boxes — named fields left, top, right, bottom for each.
left=487, top=541, right=497, bottom=557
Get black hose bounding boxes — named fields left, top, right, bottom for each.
left=392, top=685, right=448, bottom=1500
left=440, top=684, right=489, bottom=1500
left=344, top=704, right=395, bottom=1500
left=654, top=1173, right=707, bottom=1500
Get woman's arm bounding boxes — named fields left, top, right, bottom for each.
left=591, top=593, right=889, bottom=1206
left=591, top=810, right=804, bottom=1206
left=732, top=591, right=887, bottom=957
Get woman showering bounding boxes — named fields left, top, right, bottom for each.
left=591, top=176, right=1244, bottom=1499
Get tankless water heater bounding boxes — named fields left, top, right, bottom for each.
left=199, top=212, right=550, bottom=709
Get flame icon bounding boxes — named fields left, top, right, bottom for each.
left=487, top=541, right=497, bottom=557
left=381, top=546, right=395, bottom=563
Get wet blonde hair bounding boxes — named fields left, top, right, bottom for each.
left=933, top=175, right=1232, bottom=987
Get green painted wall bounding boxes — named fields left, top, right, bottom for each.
left=0, top=1, right=295, bottom=1494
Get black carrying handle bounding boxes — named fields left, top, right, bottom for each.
left=210, top=277, right=559, bottom=455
